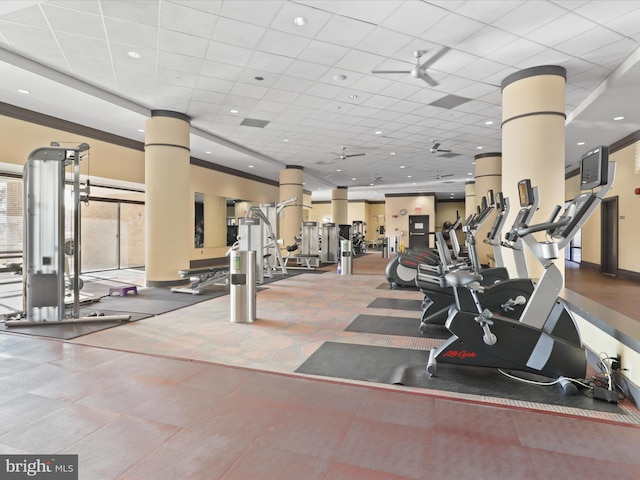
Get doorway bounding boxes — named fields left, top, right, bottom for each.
left=408, top=215, right=430, bottom=250
left=601, top=197, right=618, bottom=275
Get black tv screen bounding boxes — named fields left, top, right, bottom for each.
left=580, top=146, right=609, bottom=190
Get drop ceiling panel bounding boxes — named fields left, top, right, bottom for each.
left=379, top=1, right=449, bottom=37
left=210, top=17, right=265, bottom=50
left=314, top=15, right=376, bottom=48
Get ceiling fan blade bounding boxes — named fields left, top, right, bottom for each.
left=432, top=142, right=441, bottom=150
left=345, top=153, right=365, bottom=158
left=371, top=69, right=412, bottom=74
left=418, top=46, right=450, bottom=70
left=437, top=149, right=452, bottom=153
left=440, top=173, right=454, bottom=178
left=418, top=72, right=439, bottom=87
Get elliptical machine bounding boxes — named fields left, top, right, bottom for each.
left=426, top=153, right=615, bottom=395
left=385, top=213, right=468, bottom=289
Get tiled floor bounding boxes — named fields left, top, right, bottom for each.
left=0, top=256, right=639, bottom=479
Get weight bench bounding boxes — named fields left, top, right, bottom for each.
left=172, top=266, right=229, bottom=295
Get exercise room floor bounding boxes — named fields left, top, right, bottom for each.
left=0, top=254, right=639, bottom=479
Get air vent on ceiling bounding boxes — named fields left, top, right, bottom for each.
left=429, top=94, right=471, bottom=109
left=437, top=152, right=460, bottom=158
left=240, top=118, right=270, bottom=128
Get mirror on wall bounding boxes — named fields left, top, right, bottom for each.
left=195, top=194, right=255, bottom=248
left=195, top=192, right=205, bottom=248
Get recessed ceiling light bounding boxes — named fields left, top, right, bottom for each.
left=336, top=169, right=342, bottom=172
left=17, top=88, right=30, bottom=94
left=369, top=183, right=374, bottom=186
left=127, top=51, right=141, bottom=59
left=230, top=109, right=239, bottom=114
left=248, top=165, right=254, bottom=168
left=407, top=175, right=412, bottom=178
left=206, top=151, right=212, bottom=154
left=283, top=139, right=289, bottom=142
left=349, top=94, right=358, bottom=100
left=374, top=131, right=382, bottom=135
left=293, top=16, right=307, bottom=26
left=390, top=152, right=396, bottom=155
left=333, top=74, right=347, bottom=81
left=352, top=177, right=356, bottom=181
left=577, top=141, right=585, bottom=145
left=468, top=172, right=473, bottom=175
left=613, top=116, right=624, bottom=121
left=477, top=146, right=484, bottom=149
left=485, top=120, right=493, bottom=125
left=400, top=165, right=405, bottom=168
left=137, top=129, right=145, bottom=133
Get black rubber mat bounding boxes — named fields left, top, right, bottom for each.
left=295, top=342, right=623, bottom=414
left=368, top=297, right=423, bottom=311
left=97, top=288, right=229, bottom=315
left=376, top=282, right=419, bottom=291
left=0, top=287, right=230, bottom=339
left=345, top=314, right=450, bottom=339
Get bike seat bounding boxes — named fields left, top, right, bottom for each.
left=445, top=271, right=483, bottom=288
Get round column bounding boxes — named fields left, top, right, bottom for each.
left=144, top=110, right=191, bottom=287
left=331, top=186, right=348, bottom=225
left=474, top=153, right=502, bottom=266
left=465, top=181, right=476, bottom=223
left=279, top=165, right=303, bottom=246
left=501, top=65, right=566, bottom=279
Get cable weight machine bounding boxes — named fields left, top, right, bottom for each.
left=6, top=142, right=130, bottom=326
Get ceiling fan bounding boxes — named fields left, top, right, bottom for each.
left=434, top=171, right=454, bottom=180
left=430, top=141, right=452, bottom=154
left=371, top=46, right=450, bottom=86
left=333, top=146, right=365, bottom=160
left=371, top=174, right=383, bottom=184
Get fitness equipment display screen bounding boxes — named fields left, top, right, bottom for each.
left=517, top=179, right=534, bottom=207
left=494, top=192, right=504, bottom=211
left=580, top=146, right=609, bottom=190
left=486, top=189, right=495, bottom=206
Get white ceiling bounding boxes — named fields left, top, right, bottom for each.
left=1, top=0, right=640, bottom=201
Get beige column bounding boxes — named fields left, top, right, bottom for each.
left=144, top=110, right=191, bottom=287
left=502, top=65, right=566, bottom=279
left=279, top=165, right=303, bottom=246
left=474, top=153, right=502, bottom=266
left=464, top=181, right=476, bottom=222
left=331, top=187, right=348, bottom=226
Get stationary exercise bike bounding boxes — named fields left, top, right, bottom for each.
left=416, top=188, right=536, bottom=329
left=426, top=153, right=615, bottom=395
